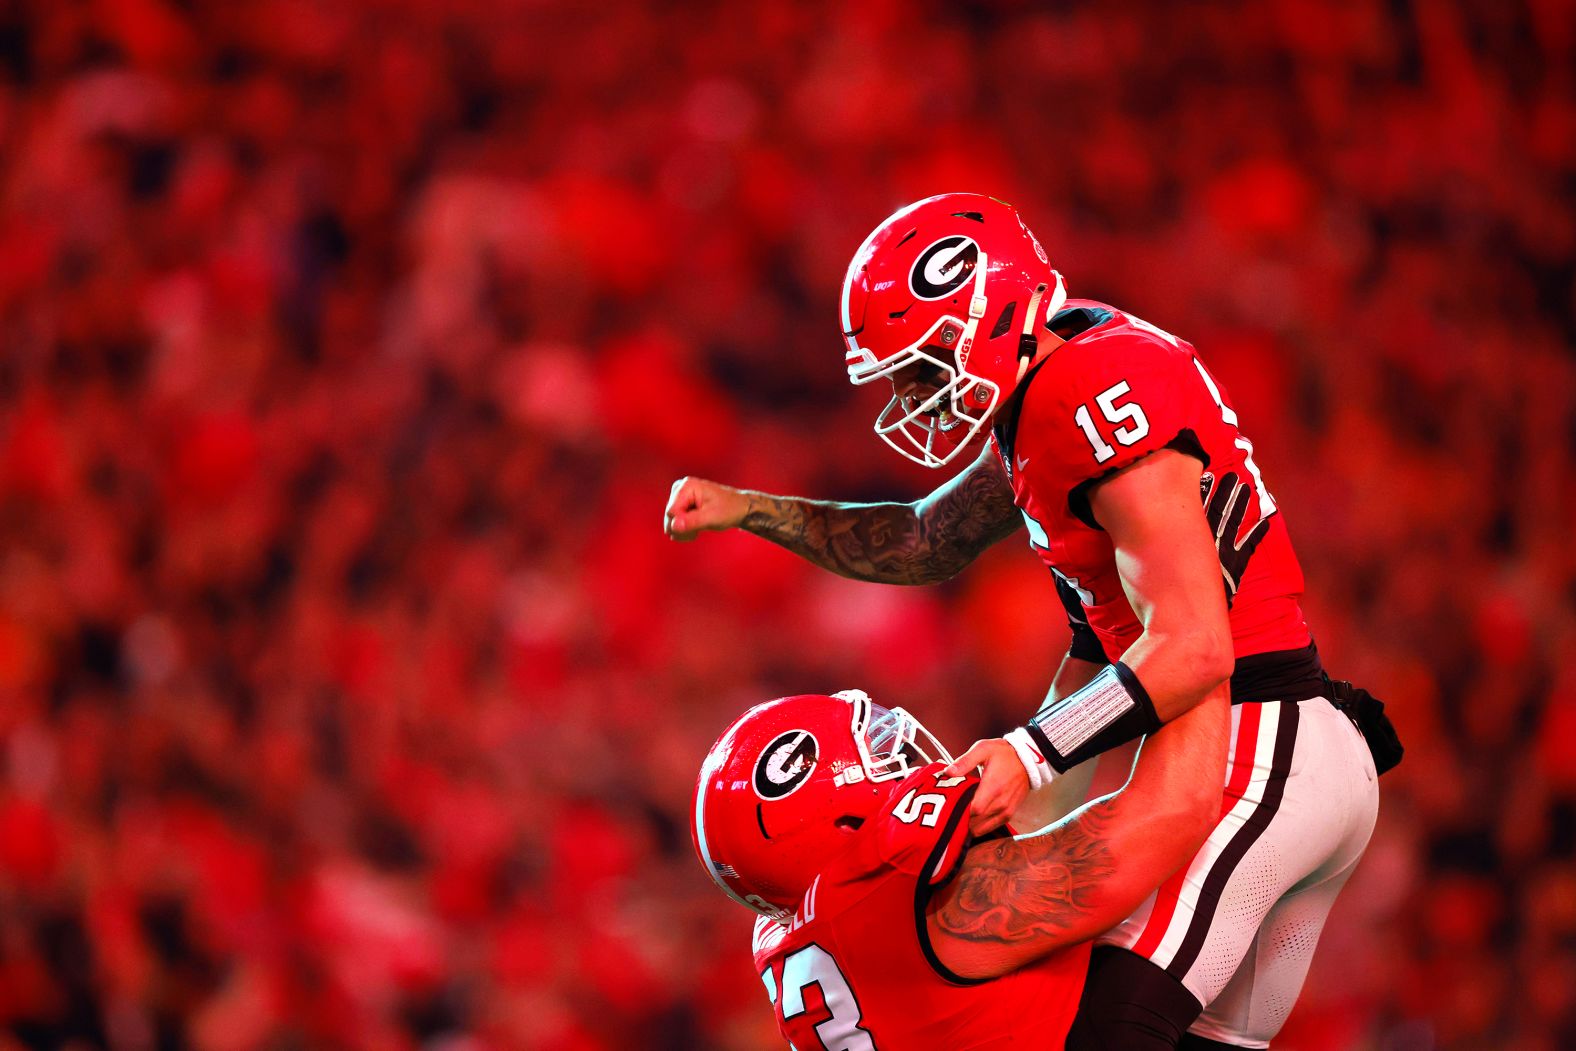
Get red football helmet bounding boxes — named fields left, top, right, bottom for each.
left=841, top=193, right=1066, bottom=467
left=691, top=690, right=952, bottom=921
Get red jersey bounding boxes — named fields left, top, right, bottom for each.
left=750, top=764, right=1089, bottom=1050
left=990, top=300, right=1312, bottom=665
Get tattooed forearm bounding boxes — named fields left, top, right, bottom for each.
left=931, top=807, right=1117, bottom=946
left=739, top=450, right=1022, bottom=585
left=741, top=495, right=933, bottom=583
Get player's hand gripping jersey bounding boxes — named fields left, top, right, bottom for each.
left=992, top=301, right=1315, bottom=686
left=751, top=764, right=1089, bottom=1050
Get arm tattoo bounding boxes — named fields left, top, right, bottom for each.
left=739, top=454, right=1021, bottom=585
left=930, top=808, right=1117, bottom=944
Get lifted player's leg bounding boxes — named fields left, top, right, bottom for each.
left=1186, top=845, right=1367, bottom=1046
left=1077, top=698, right=1377, bottom=1048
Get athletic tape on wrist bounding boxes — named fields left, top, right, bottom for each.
left=1022, top=661, right=1161, bottom=773
left=1003, top=727, right=1055, bottom=791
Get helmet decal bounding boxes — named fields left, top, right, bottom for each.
left=909, top=236, right=981, bottom=300
left=752, top=730, right=820, bottom=800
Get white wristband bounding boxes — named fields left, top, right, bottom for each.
left=1004, top=727, right=1056, bottom=792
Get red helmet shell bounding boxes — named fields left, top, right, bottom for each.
left=842, top=193, right=1066, bottom=467
left=691, top=692, right=949, bottom=921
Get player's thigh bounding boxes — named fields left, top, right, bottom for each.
left=1187, top=849, right=1364, bottom=1047
left=1186, top=701, right=1380, bottom=1045
left=1097, top=698, right=1372, bottom=1006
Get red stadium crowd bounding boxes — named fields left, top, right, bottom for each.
left=0, top=0, right=1573, bottom=1048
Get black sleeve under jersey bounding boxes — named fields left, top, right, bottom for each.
left=1056, top=574, right=1108, bottom=664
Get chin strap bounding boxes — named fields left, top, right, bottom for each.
left=1017, top=282, right=1049, bottom=363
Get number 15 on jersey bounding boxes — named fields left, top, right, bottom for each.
left=1073, top=381, right=1150, bottom=464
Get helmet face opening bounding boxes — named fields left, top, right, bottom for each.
left=840, top=688, right=954, bottom=783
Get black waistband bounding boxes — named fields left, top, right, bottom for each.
left=1230, top=642, right=1325, bottom=705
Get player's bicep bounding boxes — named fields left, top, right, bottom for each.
left=925, top=804, right=1125, bottom=980
left=1086, top=449, right=1234, bottom=720
left=1088, top=449, right=1225, bottom=640
left=928, top=759, right=1217, bottom=981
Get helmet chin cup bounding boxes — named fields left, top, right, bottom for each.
left=871, top=373, right=998, bottom=468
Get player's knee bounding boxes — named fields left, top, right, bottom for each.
left=1066, top=947, right=1203, bottom=1051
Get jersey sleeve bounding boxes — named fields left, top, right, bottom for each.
left=1017, top=330, right=1212, bottom=528
left=873, top=765, right=980, bottom=888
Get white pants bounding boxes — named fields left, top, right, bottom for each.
left=1097, top=697, right=1380, bottom=1048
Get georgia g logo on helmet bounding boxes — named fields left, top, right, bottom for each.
left=909, top=236, right=981, bottom=300
left=752, top=730, right=819, bottom=800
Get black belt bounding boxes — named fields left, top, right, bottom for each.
left=1228, top=642, right=1324, bottom=705
left=1229, top=642, right=1404, bottom=775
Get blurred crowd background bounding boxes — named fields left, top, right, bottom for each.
left=0, top=0, right=1572, bottom=1048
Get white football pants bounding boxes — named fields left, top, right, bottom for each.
left=1097, top=696, right=1380, bottom=1048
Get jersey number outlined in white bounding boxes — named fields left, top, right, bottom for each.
left=1073, top=381, right=1151, bottom=464
left=762, top=943, right=877, bottom=1051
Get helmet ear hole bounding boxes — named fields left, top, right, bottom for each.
left=990, top=301, right=1017, bottom=339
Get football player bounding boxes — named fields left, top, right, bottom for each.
left=666, top=194, right=1397, bottom=1049
left=693, top=687, right=1229, bottom=1050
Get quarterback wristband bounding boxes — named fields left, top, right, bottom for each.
left=1023, top=661, right=1162, bottom=773
left=1003, top=727, right=1055, bottom=791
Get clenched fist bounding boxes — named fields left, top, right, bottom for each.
left=665, top=477, right=751, bottom=541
